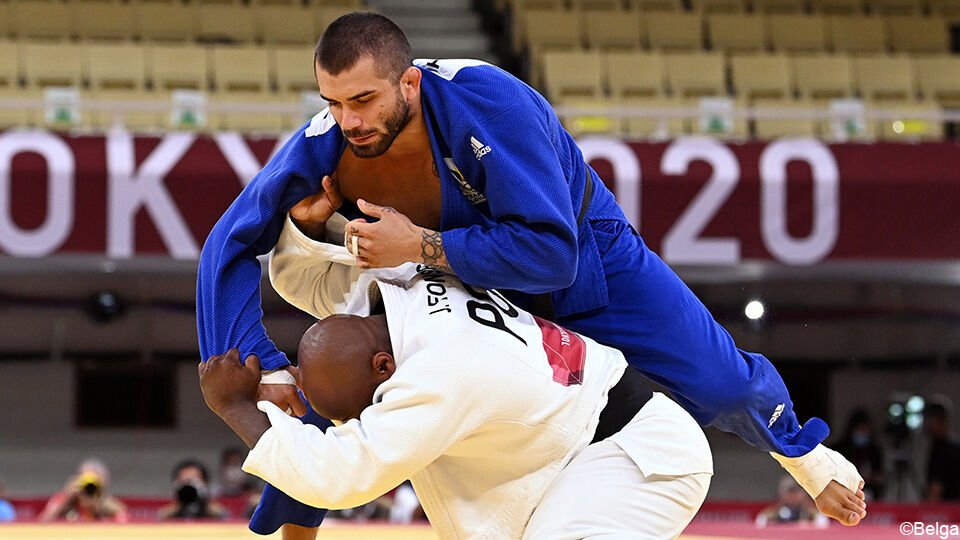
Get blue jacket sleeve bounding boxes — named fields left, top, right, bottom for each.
left=441, top=94, right=580, bottom=294
left=196, top=124, right=339, bottom=369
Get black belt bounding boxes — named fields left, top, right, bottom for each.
left=530, top=166, right=594, bottom=323
left=590, top=366, right=653, bottom=444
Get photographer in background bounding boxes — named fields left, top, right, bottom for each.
left=158, top=459, right=228, bottom=520
left=39, top=458, right=128, bottom=522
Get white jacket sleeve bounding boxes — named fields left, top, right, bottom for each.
left=268, top=214, right=364, bottom=319
left=241, top=349, right=486, bottom=510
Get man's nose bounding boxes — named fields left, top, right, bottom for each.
left=340, top=107, right=362, bottom=130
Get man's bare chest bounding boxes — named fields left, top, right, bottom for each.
left=335, top=153, right=444, bottom=229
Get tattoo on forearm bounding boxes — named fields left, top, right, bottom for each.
left=421, top=229, right=452, bottom=273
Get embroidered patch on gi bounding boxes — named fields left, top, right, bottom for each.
left=443, top=158, right=487, bottom=205
left=768, top=403, right=785, bottom=427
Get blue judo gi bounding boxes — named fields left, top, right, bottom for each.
left=196, top=59, right=829, bottom=534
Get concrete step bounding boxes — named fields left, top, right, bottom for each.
left=390, top=14, right=483, bottom=33
left=368, top=0, right=474, bottom=10
left=408, top=34, right=491, bottom=55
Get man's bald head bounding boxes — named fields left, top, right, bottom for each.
left=296, top=314, right=394, bottom=423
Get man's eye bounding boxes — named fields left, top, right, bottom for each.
left=355, top=99, right=370, bottom=105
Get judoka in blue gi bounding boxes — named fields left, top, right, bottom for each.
left=196, top=12, right=867, bottom=538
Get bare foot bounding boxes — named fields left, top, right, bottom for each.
left=815, top=480, right=867, bottom=526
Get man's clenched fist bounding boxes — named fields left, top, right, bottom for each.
left=199, top=348, right=261, bottom=419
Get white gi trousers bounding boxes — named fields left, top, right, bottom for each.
left=523, top=393, right=713, bottom=540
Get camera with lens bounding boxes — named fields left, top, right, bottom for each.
left=174, top=479, right=210, bottom=517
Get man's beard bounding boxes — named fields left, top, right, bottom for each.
left=344, top=92, right=412, bottom=158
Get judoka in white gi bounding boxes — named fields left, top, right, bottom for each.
left=198, top=213, right=865, bottom=539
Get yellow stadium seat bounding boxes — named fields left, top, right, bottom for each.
left=753, top=0, right=805, bottom=13
left=584, top=11, right=643, bottom=50
left=927, top=0, right=960, bottom=18
left=74, top=3, right=135, bottom=41
left=0, top=42, right=19, bottom=89
left=543, top=50, right=604, bottom=101
left=306, top=0, right=364, bottom=6
left=691, top=0, right=746, bottom=13
left=524, top=9, right=583, bottom=52
left=626, top=0, right=684, bottom=10
left=708, top=13, right=766, bottom=52
left=792, top=53, right=853, bottom=101
left=197, top=5, right=257, bottom=43
left=605, top=52, right=668, bottom=100
left=646, top=12, right=703, bottom=51
left=316, top=6, right=360, bottom=35
left=665, top=51, right=726, bottom=98
left=752, top=97, right=818, bottom=138
left=810, top=0, right=864, bottom=14
left=854, top=55, right=914, bottom=102
left=211, top=46, right=270, bottom=94
left=149, top=44, right=210, bottom=91
left=914, top=55, right=960, bottom=107
left=605, top=51, right=666, bottom=98
left=86, top=43, right=146, bottom=91
left=0, top=4, right=10, bottom=40
left=273, top=46, right=317, bottom=96
left=12, top=0, right=73, bottom=40
left=137, top=4, right=196, bottom=42
left=24, top=42, right=83, bottom=87
left=730, top=53, right=792, bottom=101
left=768, top=14, right=827, bottom=52
left=867, top=0, right=922, bottom=14
left=259, top=6, right=317, bottom=45
left=572, top=0, right=624, bottom=10
left=213, top=45, right=282, bottom=132
left=886, top=16, right=949, bottom=53
left=827, top=16, right=886, bottom=53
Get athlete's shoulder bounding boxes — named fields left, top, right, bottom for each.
left=415, top=58, right=545, bottom=115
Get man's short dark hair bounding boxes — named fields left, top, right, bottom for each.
left=315, top=12, right=413, bottom=82
left=172, top=459, right=209, bottom=483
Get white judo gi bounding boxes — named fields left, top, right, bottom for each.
left=241, top=215, right=713, bottom=539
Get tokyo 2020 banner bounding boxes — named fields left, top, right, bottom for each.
left=1, top=130, right=959, bottom=264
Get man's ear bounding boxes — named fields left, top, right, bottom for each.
left=371, top=352, right=396, bottom=382
left=400, top=66, right=421, bottom=98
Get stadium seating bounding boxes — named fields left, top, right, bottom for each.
left=708, top=14, right=766, bottom=52
left=149, top=44, right=210, bottom=92
left=74, top=3, right=136, bottom=41
left=260, top=5, right=318, bottom=45
left=730, top=53, right=792, bottom=101
left=543, top=50, right=604, bottom=100
left=646, top=12, right=703, bottom=50
left=12, top=0, right=73, bottom=41
left=137, top=4, right=196, bottom=42
left=273, top=46, right=318, bottom=95
left=583, top=11, right=643, bottom=50
left=792, top=54, right=854, bottom=101
left=828, top=15, right=886, bottom=53
left=605, top=51, right=667, bottom=98
left=886, top=16, right=950, bottom=53
left=914, top=55, right=960, bottom=107
left=768, top=14, right=828, bottom=52
left=664, top=51, right=726, bottom=98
